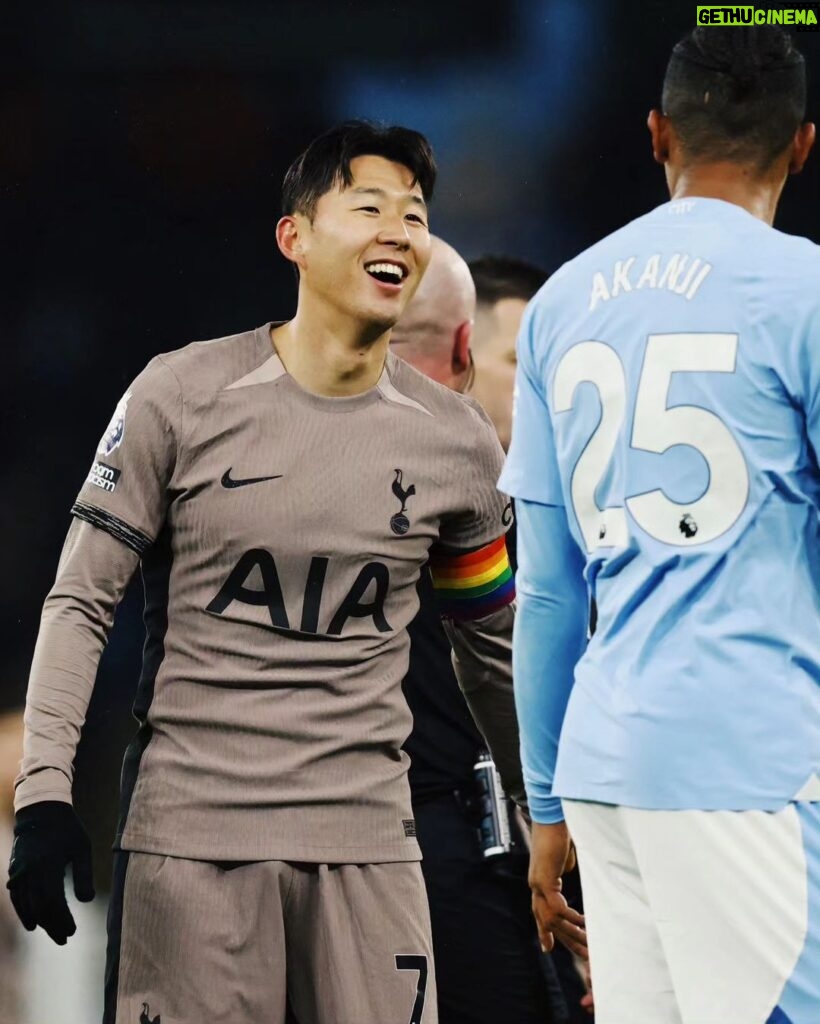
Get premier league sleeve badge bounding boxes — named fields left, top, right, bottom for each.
left=97, top=390, right=131, bottom=457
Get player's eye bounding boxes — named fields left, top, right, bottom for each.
left=356, top=206, right=380, bottom=214
left=405, top=213, right=427, bottom=226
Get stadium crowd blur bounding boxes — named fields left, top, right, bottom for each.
left=4, top=2, right=820, bottom=1021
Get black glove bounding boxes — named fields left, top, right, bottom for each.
left=7, top=800, right=95, bottom=945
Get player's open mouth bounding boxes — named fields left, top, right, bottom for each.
left=364, top=260, right=408, bottom=291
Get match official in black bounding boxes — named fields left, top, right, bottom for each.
left=391, top=240, right=557, bottom=1024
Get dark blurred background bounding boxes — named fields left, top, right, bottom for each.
left=4, top=0, right=820, bottom=885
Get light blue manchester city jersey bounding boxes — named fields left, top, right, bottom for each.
left=500, top=197, right=820, bottom=812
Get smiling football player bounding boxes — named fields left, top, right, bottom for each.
left=9, top=121, right=523, bottom=1024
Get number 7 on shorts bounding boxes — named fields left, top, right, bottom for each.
left=395, top=954, right=429, bottom=1023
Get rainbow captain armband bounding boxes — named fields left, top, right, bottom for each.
left=430, top=536, right=515, bottom=621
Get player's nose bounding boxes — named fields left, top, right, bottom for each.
left=376, top=215, right=411, bottom=251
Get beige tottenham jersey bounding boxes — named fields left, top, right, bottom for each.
left=17, top=325, right=513, bottom=862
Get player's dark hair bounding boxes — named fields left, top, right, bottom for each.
left=282, top=120, right=437, bottom=219
left=662, top=26, right=807, bottom=170
left=468, top=255, right=548, bottom=306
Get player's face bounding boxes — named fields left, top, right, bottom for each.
left=471, top=297, right=528, bottom=451
left=299, top=155, right=431, bottom=331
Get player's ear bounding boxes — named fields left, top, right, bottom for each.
left=452, top=320, right=472, bottom=377
left=276, top=215, right=307, bottom=269
left=788, top=122, right=816, bottom=175
left=647, top=109, right=670, bottom=165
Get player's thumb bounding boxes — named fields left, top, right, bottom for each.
left=71, top=843, right=96, bottom=903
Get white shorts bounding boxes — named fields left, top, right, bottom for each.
left=563, top=799, right=820, bottom=1024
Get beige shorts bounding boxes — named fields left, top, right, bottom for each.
left=105, top=852, right=437, bottom=1024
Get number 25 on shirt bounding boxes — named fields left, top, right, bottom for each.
left=555, top=332, right=749, bottom=551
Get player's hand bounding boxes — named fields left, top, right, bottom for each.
left=575, top=953, right=595, bottom=1014
left=528, top=820, right=587, bottom=960
left=7, top=800, right=95, bottom=945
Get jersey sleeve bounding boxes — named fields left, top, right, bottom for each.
left=513, top=498, right=588, bottom=824
left=498, top=300, right=565, bottom=506
left=71, top=355, right=182, bottom=555
left=15, top=518, right=140, bottom=810
left=431, top=399, right=515, bottom=619
left=441, top=605, right=527, bottom=811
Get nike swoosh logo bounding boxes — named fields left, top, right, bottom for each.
left=221, top=468, right=283, bottom=489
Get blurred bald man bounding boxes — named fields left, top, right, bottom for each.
left=391, top=238, right=555, bottom=1024
left=389, top=236, right=474, bottom=390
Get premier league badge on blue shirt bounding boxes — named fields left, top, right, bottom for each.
left=97, top=390, right=131, bottom=456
